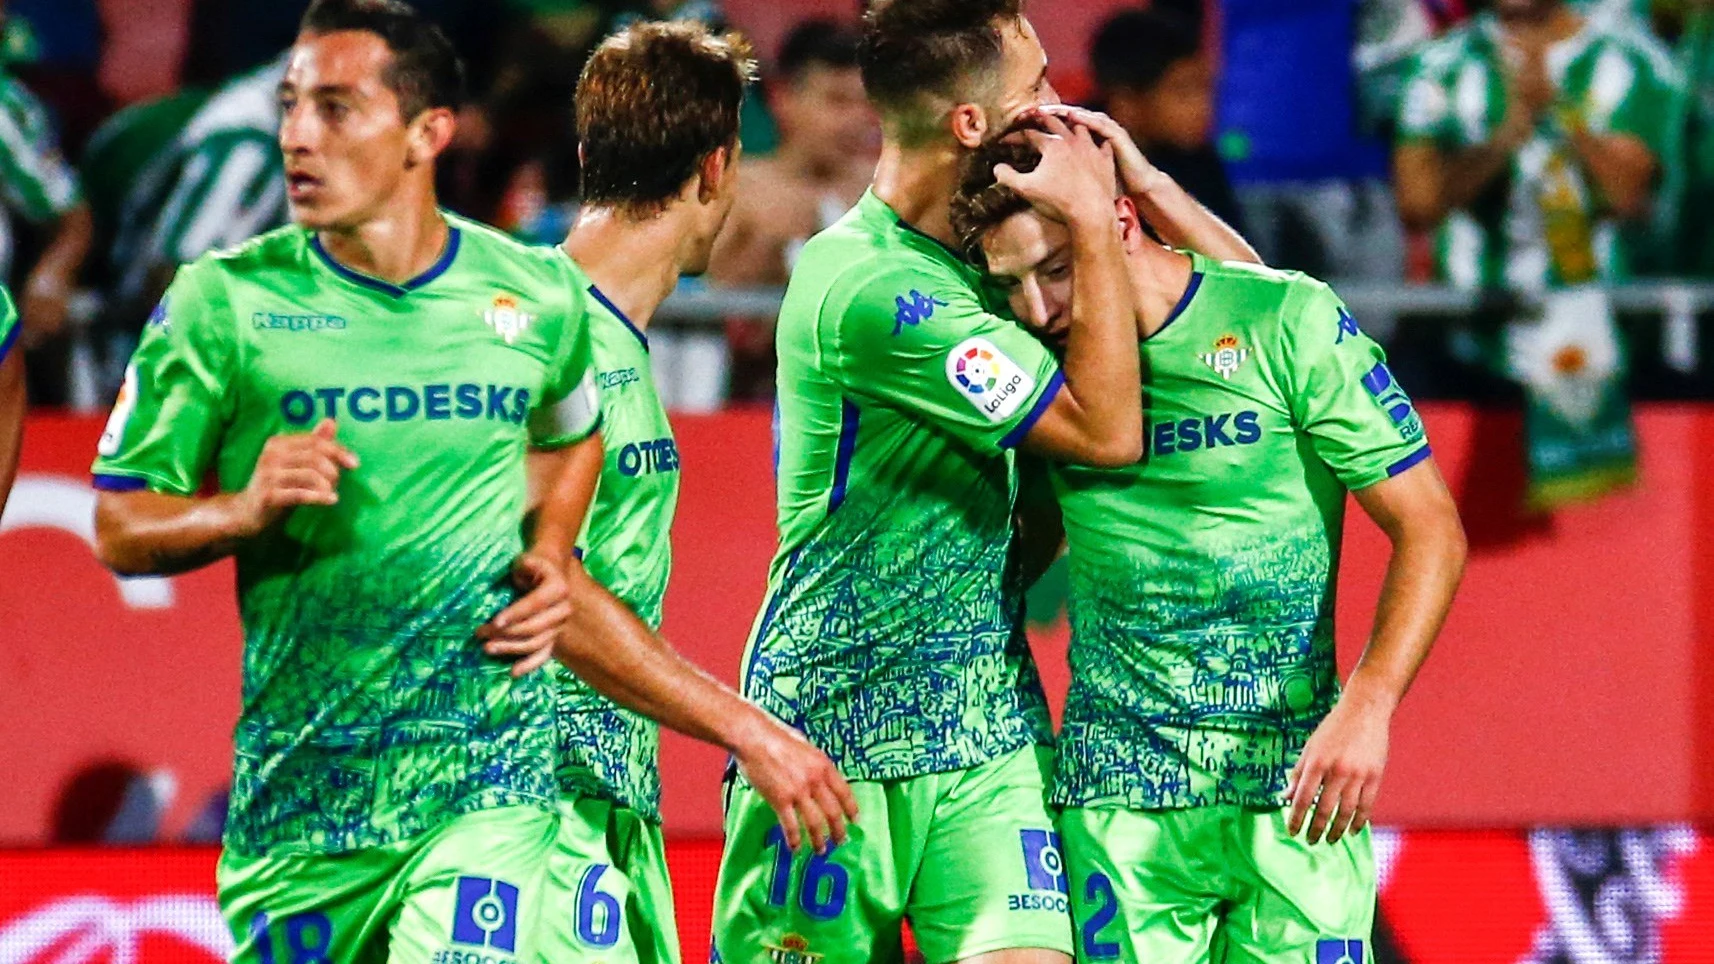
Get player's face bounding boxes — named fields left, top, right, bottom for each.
left=780, top=65, right=878, bottom=165
left=982, top=210, right=1073, bottom=351
left=278, top=30, right=423, bottom=231
left=987, top=16, right=1059, bottom=138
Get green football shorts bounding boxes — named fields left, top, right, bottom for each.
left=218, top=804, right=558, bottom=964
left=712, top=744, right=1075, bottom=964
left=1060, top=805, right=1374, bottom=964
left=537, top=794, right=680, bottom=964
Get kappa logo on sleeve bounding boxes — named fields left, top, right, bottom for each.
left=1335, top=307, right=1362, bottom=345
left=946, top=337, right=1036, bottom=423
left=892, top=290, right=947, bottom=335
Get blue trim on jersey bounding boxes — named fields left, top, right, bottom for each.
left=92, top=473, right=149, bottom=492
left=0, top=318, right=20, bottom=367
left=829, top=399, right=860, bottom=512
left=1385, top=444, right=1432, bottom=478
left=1146, top=271, right=1204, bottom=342
left=1000, top=369, right=1065, bottom=449
left=310, top=225, right=463, bottom=297
left=586, top=284, right=648, bottom=350
left=896, top=217, right=970, bottom=263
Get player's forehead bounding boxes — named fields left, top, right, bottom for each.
left=983, top=209, right=1064, bottom=278
left=283, top=30, right=397, bottom=101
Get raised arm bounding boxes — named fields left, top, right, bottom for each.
left=0, top=333, right=22, bottom=515
left=1285, top=459, right=1466, bottom=845
left=1042, top=105, right=1260, bottom=264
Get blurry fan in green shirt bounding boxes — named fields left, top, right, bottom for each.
left=952, top=134, right=1467, bottom=964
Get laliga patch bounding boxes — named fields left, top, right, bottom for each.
left=946, top=337, right=1035, bottom=423
left=98, top=362, right=139, bottom=458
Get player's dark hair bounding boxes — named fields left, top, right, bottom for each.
left=778, top=19, right=861, bottom=83
left=576, top=21, right=757, bottom=217
left=299, top=0, right=467, bottom=118
left=1089, top=7, right=1200, bottom=95
left=859, top=0, right=1024, bottom=146
left=949, top=136, right=1041, bottom=265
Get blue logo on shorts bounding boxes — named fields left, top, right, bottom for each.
left=1317, top=938, right=1365, bottom=964
left=1019, top=829, right=1067, bottom=894
left=451, top=876, right=519, bottom=952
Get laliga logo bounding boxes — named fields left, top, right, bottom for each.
left=0, top=894, right=232, bottom=964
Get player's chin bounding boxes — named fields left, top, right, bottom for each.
left=287, top=200, right=343, bottom=233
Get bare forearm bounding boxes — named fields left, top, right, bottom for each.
left=1567, top=129, right=1654, bottom=220
left=528, top=433, right=603, bottom=557
left=1440, top=141, right=1519, bottom=213
left=557, top=568, right=773, bottom=753
left=1060, top=212, right=1142, bottom=445
left=1132, top=174, right=1259, bottom=264
left=94, top=490, right=255, bottom=576
left=35, top=205, right=93, bottom=285
left=1346, top=519, right=1466, bottom=710
left=0, top=352, right=22, bottom=514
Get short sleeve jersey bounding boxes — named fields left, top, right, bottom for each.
left=1396, top=12, right=1680, bottom=288
left=742, top=190, right=1061, bottom=781
left=0, top=69, right=79, bottom=224
left=91, top=216, right=602, bottom=857
left=1052, top=255, right=1430, bottom=811
left=0, top=285, right=16, bottom=363
left=549, top=261, right=676, bottom=821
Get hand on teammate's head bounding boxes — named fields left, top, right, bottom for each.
left=988, top=111, right=1117, bottom=227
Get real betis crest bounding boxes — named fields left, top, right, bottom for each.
left=764, top=934, right=824, bottom=964
left=1199, top=334, right=1250, bottom=380
left=483, top=294, right=533, bottom=345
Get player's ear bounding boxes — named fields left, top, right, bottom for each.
left=1115, top=196, right=1145, bottom=254
left=696, top=142, right=738, bottom=204
left=408, top=107, right=457, bottom=167
left=949, top=102, right=988, bottom=150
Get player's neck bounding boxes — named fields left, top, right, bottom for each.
left=316, top=197, right=449, bottom=286
left=1130, top=246, right=1196, bottom=339
left=561, top=206, right=684, bottom=332
left=776, top=138, right=847, bottom=185
left=871, top=139, right=962, bottom=248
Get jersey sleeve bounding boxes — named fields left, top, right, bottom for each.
left=91, top=262, right=238, bottom=495
left=0, top=92, right=80, bottom=223
left=0, top=286, right=18, bottom=365
left=1586, top=45, right=1679, bottom=155
left=825, top=263, right=1064, bottom=454
left=528, top=287, right=602, bottom=450
left=1279, top=279, right=1431, bottom=490
left=1395, top=59, right=1456, bottom=147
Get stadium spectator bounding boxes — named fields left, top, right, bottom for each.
left=1087, top=6, right=1247, bottom=237
left=707, top=18, right=876, bottom=400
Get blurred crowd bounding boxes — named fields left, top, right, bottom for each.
left=2, top=0, right=1713, bottom=413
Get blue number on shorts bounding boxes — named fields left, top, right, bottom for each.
left=250, top=911, right=332, bottom=964
left=761, top=824, right=849, bottom=920
left=576, top=864, right=623, bottom=947
left=1081, top=874, right=1121, bottom=960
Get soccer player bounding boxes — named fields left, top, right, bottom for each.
left=82, top=2, right=819, bottom=961
left=528, top=22, right=855, bottom=964
left=0, top=286, right=22, bottom=514
left=951, top=137, right=1467, bottom=964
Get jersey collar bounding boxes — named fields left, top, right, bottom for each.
left=309, top=223, right=462, bottom=298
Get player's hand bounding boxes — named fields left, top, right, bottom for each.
left=18, top=270, right=71, bottom=348
left=733, top=711, right=859, bottom=855
left=234, top=419, right=358, bottom=535
left=478, top=552, right=572, bottom=677
left=994, top=110, right=1118, bottom=228
left=1285, top=692, right=1391, bottom=845
left=1038, top=104, right=1165, bottom=199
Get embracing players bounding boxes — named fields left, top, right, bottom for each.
left=90, top=2, right=847, bottom=961
left=951, top=130, right=1467, bottom=963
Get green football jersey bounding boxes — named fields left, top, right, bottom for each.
left=742, top=190, right=1060, bottom=781
left=1396, top=11, right=1679, bottom=288
left=0, top=284, right=15, bottom=361
left=1051, top=255, right=1430, bottom=811
left=549, top=260, right=675, bottom=820
left=91, top=215, right=602, bottom=857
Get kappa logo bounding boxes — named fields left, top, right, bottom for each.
left=1336, top=307, right=1362, bottom=344
left=763, top=933, right=824, bottom=964
left=483, top=295, right=534, bottom=345
left=147, top=297, right=170, bottom=330
left=450, top=876, right=519, bottom=953
left=892, top=289, right=947, bottom=335
left=1199, top=334, right=1251, bottom=380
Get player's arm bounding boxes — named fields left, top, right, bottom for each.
left=1041, top=104, right=1260, bottom=264
left=1273, top=280, right=1467, bottom=844
left=0, top=102, right=90, bottom=347
left=490, top=433, right=859, bottom=855
left=0, top=321, right=23, bottom=516
left=1565, top=127, right=1655, bottom=220
left=1286, top=460, right=1465, bottom=846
